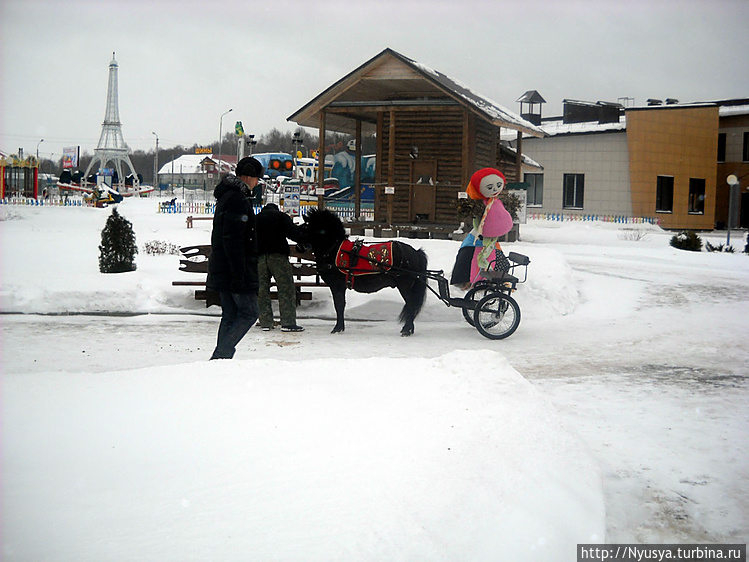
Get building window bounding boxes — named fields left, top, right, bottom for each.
left=656, top=176, right=674, bottom=213
left=717, top=133, right=726, bottom=162
left=563, top=174, right=584, bottom=209
left=743, top=132, right=749, bottom=162
left=688, top=178, right=705, bottom=214
left=524, top=173, right=543, bottom=206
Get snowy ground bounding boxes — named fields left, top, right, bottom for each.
left=1, top=199, right=748, bottom=560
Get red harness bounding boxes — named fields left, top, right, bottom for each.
left=335, top=239, right=394, bottom=288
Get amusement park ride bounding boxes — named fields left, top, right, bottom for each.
left=48, top=53, right=369, bottom=208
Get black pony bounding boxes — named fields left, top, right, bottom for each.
left=298, top=208, right=428, bottom=336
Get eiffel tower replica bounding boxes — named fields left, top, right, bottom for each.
left=83, top=52, right=139, bottom=188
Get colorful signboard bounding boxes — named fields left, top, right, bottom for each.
left=62, top=146, right=79, bottom=169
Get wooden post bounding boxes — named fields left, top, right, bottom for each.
left=354, top=119, right=362, bottom=220
left=516, top=130, right=523, bottom=183
left=318, top=111, right=326, bottom=210
left=33, top=166, right=39, bottom=199
left=387, top=109, right=396, bottom=226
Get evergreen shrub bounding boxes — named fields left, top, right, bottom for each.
left=99, top=207, right=137, bottom=273
left=669, top=230, right=702, bottom=252
left=705, top=241, right=736, bottom=253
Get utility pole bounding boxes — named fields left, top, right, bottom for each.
left=218, top=108, right=232, bottom=179
left=152, top=132, right=159, bottom=188
left=726, top=174, right=740, bottom=246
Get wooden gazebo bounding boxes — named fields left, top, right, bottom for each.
left=288, top=48, right=545, bottom=233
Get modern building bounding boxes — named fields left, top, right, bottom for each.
left=716, top=101, right=749, bottom=228
left=515, top=96, right=749, bottom=230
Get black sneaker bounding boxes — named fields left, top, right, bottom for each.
left=281, top=325, right=305, bottom=332
left=261, top=326, right=273, bottom=331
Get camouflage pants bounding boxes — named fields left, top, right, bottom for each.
left=258, top=253, right=297, bottom=328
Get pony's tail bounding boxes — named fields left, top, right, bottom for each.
left=398, top=248, right=429, bottom=322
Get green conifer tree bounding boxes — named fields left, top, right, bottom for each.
left=99, top=207, right=138, bottom=273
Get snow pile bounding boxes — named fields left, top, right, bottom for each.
left=3, top=351, right=604, bottom=561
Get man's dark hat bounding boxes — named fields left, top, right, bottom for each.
left=236, top=156, right=263, bottom=178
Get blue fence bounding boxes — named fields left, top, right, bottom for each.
left=0, top=196, right=94, bottom=207
left=158, top=201, right=216, bottom=214
left=528, top=212, right=660, bottom=225
left=157, top=199, right=375, bottom=220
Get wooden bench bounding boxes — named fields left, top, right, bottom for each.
left=186, top=215, right=213, bottom=228
left=173, top=244, right=326, bottom=307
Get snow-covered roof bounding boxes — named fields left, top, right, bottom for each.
left=157, top=154, right=234, bottom=176
left=516, top=97, right=749, bottom=138
left=535, top=116, right=626, bottom=137
left=500, top=142, right=544, bottom=170
left=719, top=104, right=749, bottom=117
left=407, top=56, right=546, bottom=137
left=288, top=48, right=546, bottom=138
left=504, top=115, right=625, bottom=139
left=158, top=154, right=208, bottom=175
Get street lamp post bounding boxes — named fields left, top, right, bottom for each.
left=152, top=132, right=159, bottom=190
left=726, top=174, right=739, bottom=246
left=36, top=139, right=45, bottom=198
left=218, top=108, right=233, bottom=178
left=292, top=132, right=304, bottom=180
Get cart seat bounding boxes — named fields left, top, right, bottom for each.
left=479, top=269, right=518, bottom=284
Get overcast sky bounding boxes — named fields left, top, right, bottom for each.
left=2, top=0, right=748, bottom=161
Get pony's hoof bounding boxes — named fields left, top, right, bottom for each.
left=400, top=329, right=414, bottom=337
left=331, top=326, right=345, bottom=334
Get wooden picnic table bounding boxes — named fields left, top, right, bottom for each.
left=172, top=244, right=326, bottom=307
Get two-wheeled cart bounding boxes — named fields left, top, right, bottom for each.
left=424, top=251, right=531, bottom=340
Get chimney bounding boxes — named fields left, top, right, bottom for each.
left=516, top=90, right=546, bottom=126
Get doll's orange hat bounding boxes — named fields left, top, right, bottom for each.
left=466, top=168, right=506, bottom=200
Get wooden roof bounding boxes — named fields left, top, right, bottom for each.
left=287, top=48, right=546, bottom=138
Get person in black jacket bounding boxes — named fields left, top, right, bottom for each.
left=207, top=156, right=263, bottom=359
left=255, top=203, right=304, bottom=332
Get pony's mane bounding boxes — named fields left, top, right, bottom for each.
left=305, top=208, right=347, bottom=239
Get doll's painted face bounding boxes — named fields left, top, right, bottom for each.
left=479, top=173, right=505, bottom=198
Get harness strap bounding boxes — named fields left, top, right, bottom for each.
left=346, top=239, right=364, bottom=288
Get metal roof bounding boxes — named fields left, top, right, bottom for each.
left=516, top=90, right=547, bottom=104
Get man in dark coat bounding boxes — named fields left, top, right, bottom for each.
left=207, top=156, right=263, bottom=359
left=255, top=203, right=304, bottom=332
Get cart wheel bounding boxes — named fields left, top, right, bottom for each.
left=474, top=293, right=521, bottom=340
left=462, top=284, right=494, bottom=326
